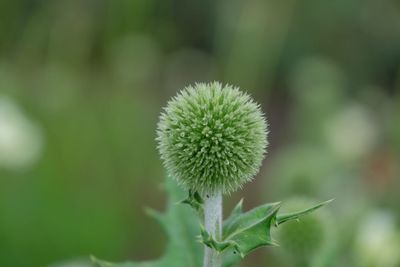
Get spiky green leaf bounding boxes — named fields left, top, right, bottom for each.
left=200, top=199, right=332, bottom=259
left=275, top=199, right=334, bottom=225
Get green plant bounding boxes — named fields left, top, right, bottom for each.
left=91, top=82, right=331, bottom=267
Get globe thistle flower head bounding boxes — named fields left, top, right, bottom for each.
left=157, top=82, right=268, bottom=194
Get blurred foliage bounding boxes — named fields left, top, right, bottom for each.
left=92, top=177, right=203, bottom=267
left=274, top=197, right=335, bottom=267
left=0, top=0, right=399, bottom=267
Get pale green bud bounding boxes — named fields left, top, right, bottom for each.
left=157, top=82, right=268, bottom=194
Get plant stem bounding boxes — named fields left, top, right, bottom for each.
left=203, top=190, right=222, bottom=267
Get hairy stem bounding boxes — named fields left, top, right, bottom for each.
left=203, top=190, right=222, bottom=267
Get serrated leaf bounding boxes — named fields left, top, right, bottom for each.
left=200, top=199, right=331, bottom=259
left=275, top=199, right=334, bottom=225
left=91, top=177, right=202, bottom=267
left=91, top=176, right=331, bottom=267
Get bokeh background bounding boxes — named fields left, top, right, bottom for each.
left=0, top=1, right=399, bottom=267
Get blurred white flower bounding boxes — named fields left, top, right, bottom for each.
left=0, top=96, right=43, bottom=171
left=325, top=104, right=377, bottom=161
left=354, top=210, right=400, bottom=267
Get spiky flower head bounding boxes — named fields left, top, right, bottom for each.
left=157, top=82, right=268, bottom=194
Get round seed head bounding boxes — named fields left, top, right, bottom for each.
left=157, top=82, right=268, bottom=194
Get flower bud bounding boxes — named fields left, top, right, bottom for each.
left=157, top=82, right=268, bottom=194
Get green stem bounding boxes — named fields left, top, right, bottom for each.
left=203, top=190, right=222, bottom=267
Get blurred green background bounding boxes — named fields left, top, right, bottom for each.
left=0, top=1, right=399, bottom=267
